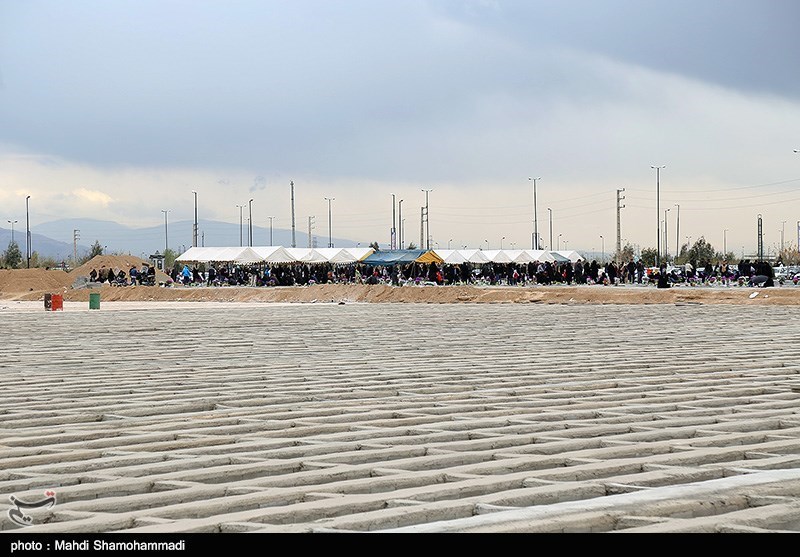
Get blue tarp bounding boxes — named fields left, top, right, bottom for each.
left=361, top=250, right=427, bottom=265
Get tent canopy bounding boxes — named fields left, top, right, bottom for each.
left=362, top=249, right=427, bottom=265
left=176, top=246, right=263, bottom=264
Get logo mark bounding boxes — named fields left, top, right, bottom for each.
left=7, top=491, right=57, bottom=527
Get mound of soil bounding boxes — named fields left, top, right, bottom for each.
left=0, top=268, right=73, bottom=295
left=70, top=255, right=169, bottom=281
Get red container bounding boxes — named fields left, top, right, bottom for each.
left=50, top=294, right=63, bottom=311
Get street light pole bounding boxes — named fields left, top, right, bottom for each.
left=547, top=207, right=553, bottom=251
left=398, top=199, right=403, bottom=249
left=723, top=229, right=728, bottom=256
left=192, top=190, right=198, bottom=247
left=781, top=221, right=786, bottom=253
left=161, top=209, right=170, bottom=254
left=324, top=197, right=334, bottom=248
left=391, top=194, right=396, bottom=250
left=25, top=195, right=30, bottom=268
left=236, top=205, right=243, bottom=247
left=7, top=220, right=17, bottom=244
left=501, top=236, right=505, bottom=249
left=600, top=235, right=604, bottom=263
left=268, top=216, right=275, bottom=246
left=651, top=165, right=665, bottom=265
left=528, top=177, right=541, bottom=249
left=664, top=208, right=670, bottom=263
left=674, top=203, right=680, bottom=260
left=248, top=199, right=254, bottom=247
left=421, top=189, right=432, bottom=250
left=558, top=233, right=562, bottom=251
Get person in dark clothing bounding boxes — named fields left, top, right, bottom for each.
left=657, top=264, right=670, bottom=288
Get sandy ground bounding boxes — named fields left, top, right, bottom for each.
left=1, top=255, right=798, bottom=306
left=3, top=302, right=800, bottom=533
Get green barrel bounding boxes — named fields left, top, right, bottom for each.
left=89, top=292, right=101, bottom=310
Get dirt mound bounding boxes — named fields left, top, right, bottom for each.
left=0, top=268, right=73, bottom=295
left=71, top=255, right=151, bottom=277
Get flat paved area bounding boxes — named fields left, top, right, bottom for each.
left=2, top=301, right=800, bottom=533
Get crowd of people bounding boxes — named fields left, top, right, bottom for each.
left=88, top=263, right=157, bottom=286
left=147, top=257, right=777, bottom=288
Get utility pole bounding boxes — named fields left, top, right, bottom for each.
left=268, top=216, right=274, bottom=246
left=308, top=216, right=315, bottom=248
left=192, top=190, right=198, bottom=247
left=25, top=195, right=31, bottom=268
left=324, top=197, right=334, bottom=248
left=420, top=207, right=424, bottom=249
left=161, top=209, right=170, bottom=254
left=248, top=198, right=254, bottom=247
left=290, top=181, right=296, bottom=248
left=616, top=188, right=625, bottom=262
left=421, top=189, right=432, bottom=250
left=651, top=165, right=665, bottom=265
left=73, top=229, right=80, bottom=266
left=236, top=204, right=243, bottom=247
left=391, top=194, right=396, bottom=250
left=398, top=200, right=403, bottom=249
left=675, top=204, right=680, bottom=261
left=528, top=177, right=540, bottom=249
left=757, top=214, right=763, bottom=260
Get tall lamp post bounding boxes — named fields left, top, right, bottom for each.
left=528, top=177, right=541, bottom=249
left=781, top=221, right=786, bottom=253
left=501, top=236, right=505, bottom=249
left=391, top=194, right=396, bottom=250
left=325, top=197, right=334, bottom=248
left=248, top=199, right=254, bottom=247
left=7, top=220, right=17, bottom=244
left=421, top=189, right=432, bottom=250
left=235, top=204, right=243, bottom=247
left=651, top=165, right=665, bottom=265
left=664, top=208, right=670, bottom=263
left=547, top=207, right=553, bottom=251
left=161, top=209, right=170, bottom=254
left=398, top=199, right=404, bottom=249
left=674, top=203, right=680, bottom=260
left=600, top=235, right=604, bottom=263
left=268, top=216, right=275, bottom=246
left=191, top=190, right=198, bottom=248
left=558, top=233, right=562, bottom=251
left=25, top=195, right=31, bottom=268
left=723, top=229, right=728, bottom=256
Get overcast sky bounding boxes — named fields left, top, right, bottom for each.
left=2, top=0, right=800, bottom=256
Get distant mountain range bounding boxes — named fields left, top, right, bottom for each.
left=0, top=218, right=362, bottom=262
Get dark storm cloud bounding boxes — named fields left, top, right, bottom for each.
left=0, top=0, right=797, bottom=184
left=432, top=0, right=800, bottom=99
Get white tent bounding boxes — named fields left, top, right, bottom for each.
left=176, top=246, right=263, bottom=264
left=503, top=249, right=535, bottom=263
left=342, top=247, right=375, bottom=262
left=432, top=249, right=468, bottom=264
left=523, top=249, right=556, bottom=263
left=285, top=248, right=329, bottom=263
left=553, top=250, right=584, bottom=262
left=481, top=250, right=514, bottom=263
left=457, top=249, right=490, bottom=264
left=312, top=248, right=345, bottom=262
left=251, top=246, right=297, bottom=263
